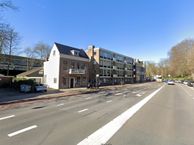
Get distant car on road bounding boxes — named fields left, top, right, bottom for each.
left=187, top=81, right=194, bottom=87
left=183, top=81, right=189, bottom=85
left=167, top=80, right=175, bottom=85
left=35, top=84, right=47, bottom=92
left=187, top=82, right=193, bottom=87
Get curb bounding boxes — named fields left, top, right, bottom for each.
left=0, top=89, right=100, bottom=106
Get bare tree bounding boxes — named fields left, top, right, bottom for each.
left=0, top=0, right=17, bottom=56
left=3, top=27, right=20, bottom=75
left=158, top=59, right=170, bottom=78
left=0, top=0, right=17, bottom=10
left=0, top=0, right=17, bottom=21
left=145, top=61, right=158, bottom=78
left=0, top=23, right=10, bottom=54
left=24, top=47, right=36, bottom=70
left=34, top=42, right=51, bottom=60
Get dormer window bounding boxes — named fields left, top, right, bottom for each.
left=71, top=50, right=79, bottom=56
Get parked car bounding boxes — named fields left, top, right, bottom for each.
left=20, top=84, right=31, bottom=93
left=34, top=84, right=47, bottom=92
left=187, top=82, right=193, bottom=87
left=183, top=81, right=188, bottom=85
left=177, top=80, right=182, bottom=83
left=187, top=81, right=194, bottom=87
left=167, top=80, right=175, bottom=85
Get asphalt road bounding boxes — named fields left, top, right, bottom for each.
left=108, top=83, right=194, bottom=145
left=0, top=82, right=193, bottom=145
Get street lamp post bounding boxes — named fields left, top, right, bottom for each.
left=96, top=74, right=99, bottom=88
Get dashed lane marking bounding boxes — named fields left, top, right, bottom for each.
left=0, top=115, right=15, bottom=121
left=106, top=100, right=112, bottom=103
left=8, top=125, right=37, bottom=137
left=78, top=108, right=88, bottom=113
left=115, top=93, right=123, bottom=96
left=56, top=103, right=64, bottom=107
left=136, top=94, right=142, bottom=97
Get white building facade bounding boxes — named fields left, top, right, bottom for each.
left=44, top=43, right=89, bottom=89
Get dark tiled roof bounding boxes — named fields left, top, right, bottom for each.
left=54, top=42, right=89, bottom=59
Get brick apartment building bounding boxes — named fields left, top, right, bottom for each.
left=86, top=45, right=137, bottom=86
left=134, top=59, right=145, bottom=83
left=44, top=43, right=90, bottom=89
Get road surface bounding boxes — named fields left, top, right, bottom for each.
left=0, top=82, right=194, bottom=145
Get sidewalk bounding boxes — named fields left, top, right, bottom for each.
left=0, top=83, right=146, bottom=106
left=0, top=87, right=101, bottom=105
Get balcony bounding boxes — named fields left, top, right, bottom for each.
left=69, top=68, right=85, bottom=74
left=113, top=74, right=118, bottom=78
left=113, top=58, right=117, bottom=62
left=113, top=66, right=117, bottom=69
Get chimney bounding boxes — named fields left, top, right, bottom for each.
left=88, top=45, right=95, bottom=57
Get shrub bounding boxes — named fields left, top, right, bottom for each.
left=12, top=78, right=36, bottom=91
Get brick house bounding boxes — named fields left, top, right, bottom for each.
left=44, top=43, right=89, bottom=89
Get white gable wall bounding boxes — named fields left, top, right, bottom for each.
left=44, top=44, right=60, bottom=89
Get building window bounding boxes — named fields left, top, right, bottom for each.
left=71, top=50, right=80, bottom=56
left=63, top=78, right=67, bottom=86
left=82, top=77, right=86, bottom=83
left=54, top=78, right=57, bottom=83
left=53, top=50, right=56, bottom=56
left=100, top=69, right=103, bottom=76
left=71, top=61, right=75, bottom=69
left=80, top=63, right=85, bottom=69
left=63, top=61, right=68, bottom=70
left=77, top=77, right=80, bottom=85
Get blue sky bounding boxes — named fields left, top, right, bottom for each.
left=2, top=0, right=194, bottom=62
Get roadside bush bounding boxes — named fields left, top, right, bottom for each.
left=12, top=78, right=36, bottom=91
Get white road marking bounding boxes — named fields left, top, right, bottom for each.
left=178, top=84, right=192, bottom=97
left=77, top=85, right=164, bottom=145
left=115, top=93, right=123, bottom=96
left=8, top=125, right=37, bottom=137
left=85, top=97, right=91, bottom=100
left=78, top=108, right=88, bottom=113
left=132, top=91, right=137, bottom=94
left=106, top=100, right=112, bottom=103
left=136, top=94, right=142, bottom=97
left=0, top=115, right=15, bottom=121
left=56, top=103, right=64, bottom=107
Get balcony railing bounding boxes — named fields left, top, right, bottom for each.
left=113, top=58, right=117, bottom=62
left=69, top=68, right=85, bottom=74
left=113, top=66, right=117, bottom=69
left=113, top=74, right=118, bottom=77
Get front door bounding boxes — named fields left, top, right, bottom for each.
left=70, top=78, right=74, bottom=88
